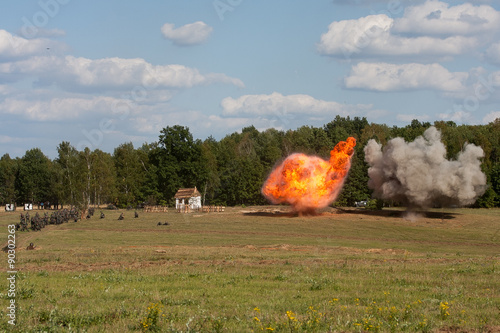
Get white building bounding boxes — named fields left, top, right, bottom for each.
left=174, top=187, right=202, bottom=211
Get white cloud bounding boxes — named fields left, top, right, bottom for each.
left=396, top=113, right=430, bottom=123
left=0, top=55, right=244, bottom=91
left=318, top=1, right=500, bottom=60
left=0, top=84, right=12, bottom=95
left=221, top=92, right=372, bottom=117
left=0, top=135, right=13, bottom=144
left=218, top=92, right=384, bottom=134
left=483, top=111, right=500, bottom=123
left=317, top=14, right=477, bottom=59
left=344, top=62, right=468, bottom=92
left=440, top=67, right=500, bottom=102
left=0, top=95, right=123, bottom=121
left=161, top=21, right=213, bottom=46
left=393, top=1, right=500, bottom=36
left=130, top=110, right=260, bottom=141
left=0, top=29, right=67, bottom=61
left=438, top=111, right=472, bottom=123
left=485, top=42, right=500, bottom=66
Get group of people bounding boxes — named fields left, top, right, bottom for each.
left=17, top=207, right=82, bottom=232
left=117, top=211, right=139, bottom=220
left=15, top=207, right=139, bottom=232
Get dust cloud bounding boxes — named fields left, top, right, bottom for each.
left=364, top=126, right=487, bottom=209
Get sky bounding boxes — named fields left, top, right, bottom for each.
left=1, top=0, right=500, bottom=159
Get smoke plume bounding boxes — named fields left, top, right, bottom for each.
left=364, top=126, right=486, bottom=208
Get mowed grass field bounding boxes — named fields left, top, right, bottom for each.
left=0, top=206, right=499, bottom=332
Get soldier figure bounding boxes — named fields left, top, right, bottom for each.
left=19, top=213, right=28, bottom=231
left=118, top=213, right=124, bottom=220
left=100, top=211, right=105, bottom=219
left=134, top=211, right=139, bottom=218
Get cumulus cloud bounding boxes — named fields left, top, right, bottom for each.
left=344, top=62, right=468, bottom=92
left=485, top=42, right=500, bottom=66
left=438, top=111, right=472, bottom=123
left=0, top=84, right=12, bottom=95
left=318, top=1, right=499, bottom=60
left=0, top=29, right=67, bottom=61
left=129, top=109, right=271, bottom=142
left=439, top=67, right=500, bottom=102
left=483, top=111, right=500, bottom=123
left=0, top=95, right=125, bottom=121
left=393, top=1, right=500, bottom=36
left=0, top=55, right=244, bottom=91
left=0, top=135, right=13, bottom=144
left=221, top=92, right=371, bottom=117
left=161, top=21, right=213, bottom=46
left=317, top=14, right=476, bottom=59
left=218, top=92, right=379, bottom=133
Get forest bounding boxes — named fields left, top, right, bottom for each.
left=1, top=116, right=499, bottom=210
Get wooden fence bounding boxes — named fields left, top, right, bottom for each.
left=176, top=205, right=225, bottom=213
left=144, top=205, right=225, bottom=213
left=201, top=206, right=225, bottom=213
left=143, top=205, right=169, bottom=212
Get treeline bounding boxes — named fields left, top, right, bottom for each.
left=1, top=116, right=499, bottom=209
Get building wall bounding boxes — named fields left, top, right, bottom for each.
left=176, top=196, right=202, bottom=210
left=189, top=196, right=202, bottom=209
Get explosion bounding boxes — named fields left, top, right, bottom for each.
left=262, top=137, right=356, bottom=214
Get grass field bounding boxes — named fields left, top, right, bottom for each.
left=0, top=206, right=499, bottom=332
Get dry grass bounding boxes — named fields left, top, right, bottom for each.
left=0, top=206, right=499, bottom=332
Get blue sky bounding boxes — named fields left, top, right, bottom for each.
left=1, top=0, right=500, bottom=158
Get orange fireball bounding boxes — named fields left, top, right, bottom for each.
left=262, top=137, right=356, bottom=213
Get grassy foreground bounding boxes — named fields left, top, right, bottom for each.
left=0, top=206, right=499, bottom=332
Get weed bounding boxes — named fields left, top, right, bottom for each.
left=140, top=302, right=164, bottom=331
left=440, top=301, right=450, bottom=320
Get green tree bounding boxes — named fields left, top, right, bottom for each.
left=391, top=119, right=431, bottom=143
left=79, top=147, right=93, bottom=211
left=336, top=148, right=370, bottom=207
left=90, top=149, right=116, bottom=207
left=16, top=148, right=53, bottom=204
left=113, top=142, right=145, bottom=207
left=0, top=154, right=18, bottom=205
left=324, top=116, right=368, bottom=143
left=256, top=128, right=284, bottom=170
left=55, top=141, right=81, bottom=207
left=200, top=137, right=221, bottom=205
left=215, top=131, right=267, bottom=206
left=155, top=126, right=206, bottom=205
left=138, top=143, right=162, bottom=205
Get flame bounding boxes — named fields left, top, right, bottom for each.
left=262, top=137, right=356, bottom=213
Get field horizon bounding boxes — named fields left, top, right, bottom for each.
left=1, top=206, right=499, bottom=332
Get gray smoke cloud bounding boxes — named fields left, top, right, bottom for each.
left=364, top=126, right=487, bottom=208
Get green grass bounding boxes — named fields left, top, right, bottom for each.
left=0, top=207, right=499, bottom=332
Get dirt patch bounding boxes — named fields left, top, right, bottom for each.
left=437, top=326, right=500, bottom=333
